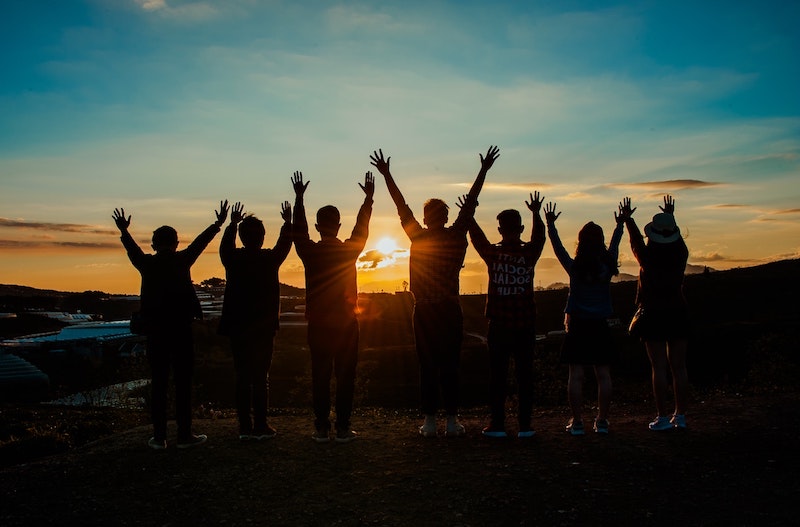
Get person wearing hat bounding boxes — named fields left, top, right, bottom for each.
left=619, top=195, right=690, bottom=431
left=544, top=201, right=627, bottom=436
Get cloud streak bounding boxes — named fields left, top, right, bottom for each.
left=0, top=218, right=117, bottom=235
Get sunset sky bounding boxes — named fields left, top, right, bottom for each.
left=1, top=0, right=798, bottom=295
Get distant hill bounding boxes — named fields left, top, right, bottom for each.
left=0, top=282, right=306, bottom=298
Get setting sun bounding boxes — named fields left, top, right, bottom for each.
left=376, top=237, right=398, bottom=256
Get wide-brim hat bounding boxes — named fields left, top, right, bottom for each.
left=644, top=213, right=681, bottom=243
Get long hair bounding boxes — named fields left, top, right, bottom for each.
left=571, top=222, right=619, bottom=283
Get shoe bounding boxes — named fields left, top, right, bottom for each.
left=671, top=414, right=687, bottom=430
left=481, top=426, right=508, bottom=438
left=648, top=416, right=673, bottom=431
left=517, top=429, right=536, bottom=439
left=335, top=429, right=358, bottom=443
left=418, top=423, right=437, bottom=438
left=566, top=419, right=585, bottom=436
left=252, top=425, right=277, bottom=440
left=239, top=434, right=255, bottom=441
left=148, top=437, right=167, bottom=450
left=177, top=434, right=207, bottom=449
left=445, top=421, right=466, bottom=437
left=593, top=419, right=610, bottom=434
left=312, top=429, right=330, bottom=443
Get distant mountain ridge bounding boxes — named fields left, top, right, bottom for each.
left=0, top=282, right=305, bottom=298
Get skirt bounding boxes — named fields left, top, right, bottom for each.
left=560, top=315, right=618, bottom=365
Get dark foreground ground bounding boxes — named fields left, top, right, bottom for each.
left=1, top=391, right=798, bottom=526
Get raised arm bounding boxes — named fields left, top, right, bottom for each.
left=349, top=171, right=375, bottom=249
left=525, top=191, right=546, bottom=252
left=272, top=200, right=293, bottom=262
left=454, top=145, right=500, bottom=226
left=618, top=197, right=645, bottom=263
left=220, top=201, right=244, bottom=265
left=544, top=202, right=572, bottom=272
left=456, top=194, right=490, bottom=258
left=369, top=149, right=406, bottom=211
left=186, top=200, right=228, bottom=264
left=659, top=194, right=675, bottom=214
left=291, top=171, right=311, bottom=249
left=112, top=207, right=144, bottom=260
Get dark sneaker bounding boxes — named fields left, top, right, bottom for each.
left=148, top=437, right=167, bottom=450
left=648, top=416, right=672, bottom=431
left=670, top=414, right=687, bottom=430
left=517, top=429, right=536, bottom=439
left=593, top=419, right=610, bottom=434
left=566, top=419, right=585, bottom=436
left=252, top=425, right=277, bottom=440
left=335, top=429, right=358, bottom=443
left=418, top=422, right=437, bottom=438
left=312, top=429, right=330, bottom=443
left=481, top=426, right=508, bottom=438
left=177, top=434, right=207, bottom=449
left=445, top=421, right=466, bottom=437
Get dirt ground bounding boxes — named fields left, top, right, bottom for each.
left=1, top=391, right=797, bottom=526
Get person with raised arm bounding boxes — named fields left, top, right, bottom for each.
left=545, top=200, right=625, bottom=436
left=465, top=191, right=546, bottom=438
left=620, top=195, right=691, bottom=431
left=218, top=200, right=292, bottom=441
left=112, top=201, right=229, bottom=450
left=292, top=170, right=374, bottom=443
left=369, top=146, right=499, bottom=437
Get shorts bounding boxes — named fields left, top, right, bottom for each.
left=560, top=315, right=618, bottom=365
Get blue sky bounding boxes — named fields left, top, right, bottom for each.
left=1, top=0, right=798, bottom=294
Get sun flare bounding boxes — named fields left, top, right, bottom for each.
left=376, top=237, right=398, bottom=256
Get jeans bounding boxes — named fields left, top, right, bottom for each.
left=307, top=319, right=359, bottom=432
left=146, top=323, right=194, bottom=442
left=230, top=326, right=275, bottom=434
left=487, top=322, right=536, bottom=429
left=413, top=300, right=463, bottom=416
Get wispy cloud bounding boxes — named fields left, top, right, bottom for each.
left=608, top=180, right=723, bottom=191
left=0, top=218, right=117, bottom=235
left=0, top=239, right=118, bottom=249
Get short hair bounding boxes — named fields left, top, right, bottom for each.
left=316, top=205, right=340, bottom=228
left=423, top=198, right=449, bottom=225
left=497, top=209, right=522, bottom=230
left=151, top=225, right=178, bottom=248
left=238, top=216, right=265, bottom=248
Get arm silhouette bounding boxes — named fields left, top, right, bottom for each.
left=272, top=201, right=293, bottom=262
left=220, top=201, right=244, bottom=266
left=291, top=171, right=311, bottom=256
left=526, top=191, right=547, bottom=258
left=113, top=207, right=145, bottom=263
left=544, top=202, right=572, bottom=272
left=453, top=145, right=500, bottom=227
left=457, top=194, right=490, bottom=259
left=186, top=200, right=228, bottom=265
left=348, top=171, right=375, bottom=250
left=618, top=197, right=645, bottom=264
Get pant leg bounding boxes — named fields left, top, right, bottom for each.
left=230, top=333, right=254, bottom=434
left=308, top=322, right=333, bottom=431
left=172, top=324, right=195, bottom=441
left=512, top=328, right=536, bottom=429
left=146, top=334, right=171, bottom=442
left=250, top=330, right=275, bottom=433
left=486, top=323, right=513, bottom=427
left=413, top=304, right=440, bottom=416
left=438, top=302, right=463, bottom=416
left=333, top=320, right=359, bottom=432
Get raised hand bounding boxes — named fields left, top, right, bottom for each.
left=112, top=208, right=131, bottom=231
left=280, top=201, right=291, bottom=222
left=525, top=191, right=544, bottom=214
left=231, top=202, right=245, bottom=224
left=369, top=149, right=391, bottom=177
left=659, top=194, right=675, bottom=214
left=615, top=196, right=636, bottom=224
left=291, top=171, right=309, bottom=196
left=216, top=200, right=230, bottom=225
left=359, top=171, right=375, bottom=198
left=455, top=194, right=477, bottom=210
left=479, top=145, right=500, bottom=172
left=544, top=202, right=560, bottom=223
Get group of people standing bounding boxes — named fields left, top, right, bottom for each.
left=112, top=145, right=691, bottom=449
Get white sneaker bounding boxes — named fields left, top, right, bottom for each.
left=445, top=421, right=466, bottom=437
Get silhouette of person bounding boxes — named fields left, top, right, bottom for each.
left=545, top=201, right=624, bottom=436
left=465, top=192, right=546, bottom=438
left=292, top=170, right=374, bottom=443
left=218, top=201, right=292, bottom=440
left=370, top=146, right=499, bottom=437
left=620, top=195, right=690, bottom=431
left=112, top=201, right=229, bottom=449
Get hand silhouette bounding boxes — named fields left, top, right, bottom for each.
left=544, top=202, right=560, bottom=223
left=525, top=191, right=544, bottom=214
left=359, top=171, right=375, bottom=198
left=216, top=200, right=230, bottom=225
left=369, top=149, right=391, bottom=177
left=455, top=194, right=477, bottom=210
left=112, top=208, right=131, bottom=231
left=659, top=194, right=675, bottom=214
left=231, top=202, right=245, bottom=224
left=280, top=201, right=291, bottom=222
left=292, top=171, right=309, bottom=195
left=479, top=145, right=500, bottom=171
left=615, top=197, right=636, bottom=224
